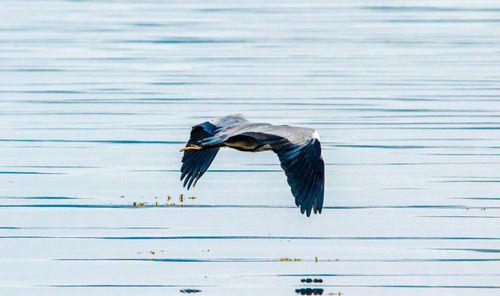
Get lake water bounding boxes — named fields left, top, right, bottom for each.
left=0, top=0, right=499, bottom=295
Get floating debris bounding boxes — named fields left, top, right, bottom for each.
left=180, top=289, right=202, bottom=293
left=301, top=278, right=323, bottom=283
left=132, top=202, right=146, bottom=207
left=295, top=288, right=323, bottom=295
left=131, top=194, right=197, bottom=208
left=279, top=258, right=301, bottom=262
left=315, top=256, right=318, bottom=262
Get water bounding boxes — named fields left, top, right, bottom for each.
left=1, top=0, right=499, bottom=295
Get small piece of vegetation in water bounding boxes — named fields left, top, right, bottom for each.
left=132, top=202, right=146, bottom=207
left=131, top=194, right=198, bottom=208
left=279, top=258, right=301, bottom=262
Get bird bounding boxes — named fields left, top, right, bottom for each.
left=180, top=114, right=324, bottom=216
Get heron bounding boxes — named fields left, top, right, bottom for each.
left=180, top=114, right=324, bottom=216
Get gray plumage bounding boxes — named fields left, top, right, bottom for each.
left=180, top=114, right=325, bottom=217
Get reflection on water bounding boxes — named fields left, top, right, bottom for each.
left=0, top=0, right=499, bottom=295
left=295, top=288, right=324, bottom=295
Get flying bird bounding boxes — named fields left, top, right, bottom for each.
left=180, top=114, right=324, bottom=216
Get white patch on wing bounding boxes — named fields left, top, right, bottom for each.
left=312, top=130, right=321, bottom=140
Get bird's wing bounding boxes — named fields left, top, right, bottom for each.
left=272, top=137, right=325, bottom=216
left=181, top=121, right=220, bottom=189
left=230, top=130, right=325, bottom=216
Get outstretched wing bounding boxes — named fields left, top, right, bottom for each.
left=221, top=128, right=325, bottom=217
left=272, top=138, right=325, bottom=216
left=180, top=122, right=220, bottom=189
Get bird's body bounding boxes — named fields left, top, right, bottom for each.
left=180, top=114, right=325, bottom=216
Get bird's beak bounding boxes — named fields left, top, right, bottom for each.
left=179, top=145, right=202, bottom=152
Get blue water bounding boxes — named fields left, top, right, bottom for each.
left=0, top=0, right=499, bottom=295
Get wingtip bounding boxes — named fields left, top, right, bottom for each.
left=300, top=203, right=314, bottom=217
left=312, top=201, right=323, bottom=215
left=306, top=207, right=312, bottom=217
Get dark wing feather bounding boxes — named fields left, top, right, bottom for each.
left=180, top=122, right=220, bottom=189
left=225, top=130, right=325, bottom=216
left=272, top=138, right=325, bottom=216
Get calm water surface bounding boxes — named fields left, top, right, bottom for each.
left=0, top=0, right=499, bottom=295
